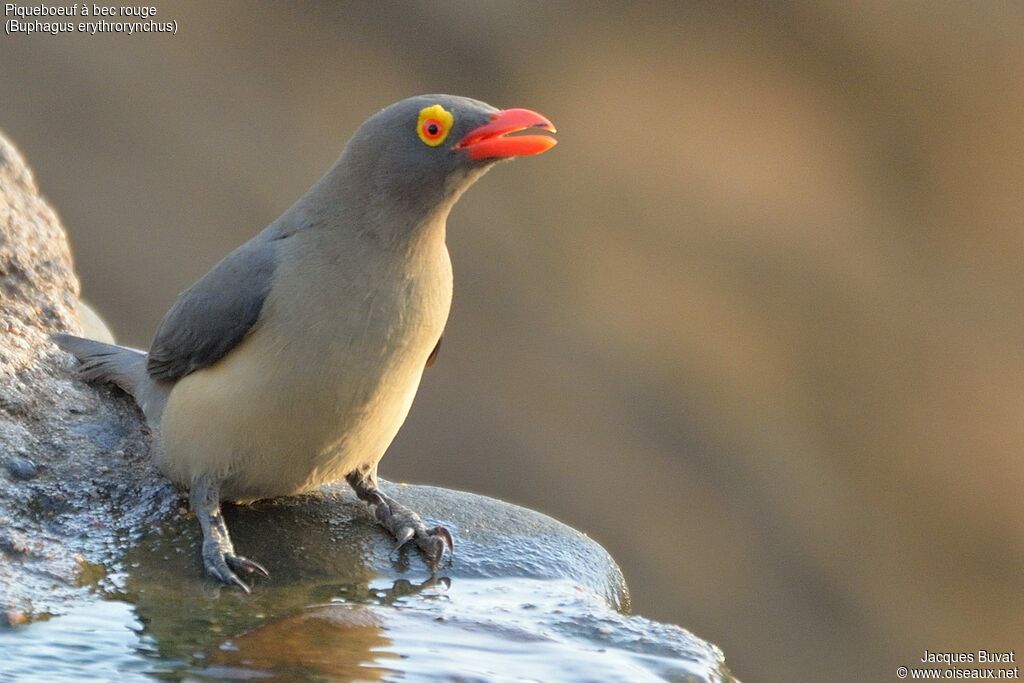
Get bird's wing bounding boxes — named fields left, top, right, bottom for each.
left=146, top=233, right=282, bottom=382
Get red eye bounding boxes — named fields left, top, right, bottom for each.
left=422, top=119, right=443, bottom=139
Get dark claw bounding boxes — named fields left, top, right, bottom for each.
left=206, top=557, right=252, bottom=593
left=429, top=526, right=455, bottom=554
left=203, top=543, right=265, bottom=592
left=417, top=526, right=454, bottom=569
left=227, top=555, right=270, bottom=579
left=394, top=526, right=415, bottom=549
left=227, top=573, right=252, bottom=594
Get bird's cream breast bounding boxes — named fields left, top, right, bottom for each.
left=158, top=231, right=452, bottom=501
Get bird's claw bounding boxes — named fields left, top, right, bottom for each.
left=373, top=497, right=454, bottom=570
left=426, top=526, right=454, bottom=564
left=390, top=524, right=453, bottom=567
left=203, top=543, right=268, bottom=593
left=420, top=526, right=454, bottom=567
left=394, top=525, right=415, bottom=549
left=227, top=554, right=270, bottom=579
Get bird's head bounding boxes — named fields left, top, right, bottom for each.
left=333, top=94, right=557, bottom=229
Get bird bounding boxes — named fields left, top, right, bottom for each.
left=54, top=94, right=557, bottom=591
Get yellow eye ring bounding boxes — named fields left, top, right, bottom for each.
left=417, top=104, right=453, bottom=147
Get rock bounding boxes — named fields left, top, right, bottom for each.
left=0, top=528, right=31, bottom=556
left=0, top=130, right=736, bottom=681
left=4, top=455, right=38, bottom=480
left=0, top=130, right=178, bottom=619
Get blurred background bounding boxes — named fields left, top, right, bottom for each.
left=2, top=2, right=1022, bottom=680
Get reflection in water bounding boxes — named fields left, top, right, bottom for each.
left=204, top=605, right=397, bottom=681
left=206, top=576, right=722, bottom=682
left=0, top=576, right=732, bottom=681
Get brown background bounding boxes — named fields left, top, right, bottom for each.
left=2, top=2, right=1022, bottom=680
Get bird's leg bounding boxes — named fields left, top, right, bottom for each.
left=190, top=474, right=269, bottom=592
left=345, top=469, right=453, bottom=569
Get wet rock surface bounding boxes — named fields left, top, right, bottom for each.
left=0, top=131, right=736, bottom=681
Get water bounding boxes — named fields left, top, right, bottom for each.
left=0, top=577, right=729, bottom=682
left=1, top=601, right=159, bottom=680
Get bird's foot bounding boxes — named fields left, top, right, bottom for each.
left=201, top=539, right=270, bottom=593
left=364, top=490, right=453, bottom=569
left=191, top=475, right=269, bottom=592
left=346, top=472, right=454, bottom=570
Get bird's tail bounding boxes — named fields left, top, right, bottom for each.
left=54, top=333, right=170, bottom=428
left=52, top=333, right=148, bottom=398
